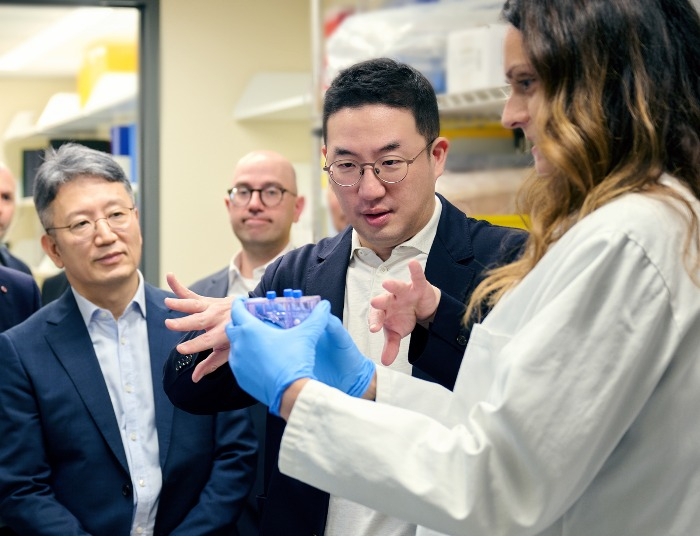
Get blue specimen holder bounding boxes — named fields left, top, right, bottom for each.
left=244, top=289, right=321, bottom=329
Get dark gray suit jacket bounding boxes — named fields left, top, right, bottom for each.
left=190, top=266, right=266, bottom=536
left=41, top=270, right=70, bottom=305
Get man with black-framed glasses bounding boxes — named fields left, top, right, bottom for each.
left=0, top=143, right=257, bottom=535
left=191, top=150, right=305, bottom=304
left=187, top=149, right=305, bottom=536
left=164, top=58, right=527, bottom=536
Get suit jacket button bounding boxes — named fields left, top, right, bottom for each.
left=122, top=483, right=132, bottom=497
left=456, top=335, right=468, bottom=346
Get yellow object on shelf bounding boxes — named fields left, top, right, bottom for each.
left=78, top=41, right=137, bottom=107
left=440, top=120, right=512, bottom=140
left=475, top=214, right=530, bottom=230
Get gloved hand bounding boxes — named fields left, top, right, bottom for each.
left=315, top=315, right=376, bottom=397
left=227, top=297, right=331, bottom=416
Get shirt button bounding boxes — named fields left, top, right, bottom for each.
left=138, top=479, right=145, bottom=487
left=129, top=432, right=137, bottom=441
left=125, top=384, right=133, bottom=393
left=379, top=266, right=387, bottom=273
left=136, top=527, right=143, bottom=534
left=120, top=337, right=126, bottom=345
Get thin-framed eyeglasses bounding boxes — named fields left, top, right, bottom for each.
left=45, top=206, right=136, bottom=240
left=323, top=138, right=436, bottom=187
left=227, top=185, right=297, bottom=208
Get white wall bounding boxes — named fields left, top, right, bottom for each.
left=159, top=0, right=313, bottom=288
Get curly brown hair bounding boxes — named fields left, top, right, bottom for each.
left=466, top=0, right=700, bottom=321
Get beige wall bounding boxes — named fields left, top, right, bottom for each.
left=159, top=0, right=313, bottom=288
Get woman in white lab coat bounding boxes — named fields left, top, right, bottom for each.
left=226, top=0, right=700, bottom=534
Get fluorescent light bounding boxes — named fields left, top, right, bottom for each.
left=0, top=8, right=114, bottom=72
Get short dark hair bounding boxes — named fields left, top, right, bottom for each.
left=322, top=57, right=440, bottom=144
left=34, top=143, right=133, bottom=229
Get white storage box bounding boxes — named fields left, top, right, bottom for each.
left=446, top=24, right=508, bottom=94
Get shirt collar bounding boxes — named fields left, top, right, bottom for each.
left=229, top=242, right=295, bottom=282
left=350, top=194, right=442, bottom=259
left=73, top=270, right=147, bottom=324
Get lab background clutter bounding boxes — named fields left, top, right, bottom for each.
left=2, top=0, right=700, bottom=289
left=1, top=0, right=548, bottom=292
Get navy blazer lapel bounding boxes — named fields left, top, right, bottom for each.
left=44, top=292, right=130, bottom=473
left=144, top=285, right=179, bottom=467
left=305, top=228, right=352, bottom=319
left=425, top=195, right=478, bottom=304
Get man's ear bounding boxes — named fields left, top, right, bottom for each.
left=41, top=233, right=65, bottom=269
left=293, top=195, right=306, bottom=223
left=429, top=137, right=450, bottom=180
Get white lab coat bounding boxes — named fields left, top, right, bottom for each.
left=279, top=175, right=700, bottom=536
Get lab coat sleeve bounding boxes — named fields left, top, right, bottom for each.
left=278, top=228, right=681, bottom=536
left=375, top=366, right=453, bottom=423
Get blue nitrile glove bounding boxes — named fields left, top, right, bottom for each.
left=226, top=297, right=331, bottom=416
left=314, top=315, right=376, bottom=397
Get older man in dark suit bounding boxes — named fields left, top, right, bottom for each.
left=0, top=143, right=257, bottom=535
left=187, top=149, right=304, bottom=536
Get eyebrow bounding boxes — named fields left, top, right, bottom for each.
left=62, top=200, right=131, bottom=221
left=332, top=141, right=403, bottom=159
left=233, top=181, right=285, bottom=189
left=505, top=64, right=533, bottom=82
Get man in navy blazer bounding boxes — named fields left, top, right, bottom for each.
left=0, top=265, right=40, bottom=332
left=164, top=59, right=527, bottom=535
left=0, top=163, right=32, bottom=276
left=0, top=143, right=257, bottom=535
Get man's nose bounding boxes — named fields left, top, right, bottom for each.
left=247, top=190, right=265, bottom=209
left=94, top=218, right=118, bottom=240
left=357, top=167, right=387, bottom=200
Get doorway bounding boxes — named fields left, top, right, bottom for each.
left=0, top=0, right=160, bottom=283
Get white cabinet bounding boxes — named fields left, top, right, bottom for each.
left=233, top=72, right=312, bottom=122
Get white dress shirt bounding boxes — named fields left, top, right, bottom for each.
left=281, top=176, right=700, bottom=536
left=324, top=197, right=442, bottom=536
left=227, top=243, right=296, bottom=298
left=74, top=272, right=161, bottom=536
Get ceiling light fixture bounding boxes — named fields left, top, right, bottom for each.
left=0, top=8, right=114, bottom=72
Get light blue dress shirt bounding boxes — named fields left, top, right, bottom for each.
left=73, top=272, right=161, bottom=536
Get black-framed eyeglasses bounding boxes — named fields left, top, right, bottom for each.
left=227, top=186, right=297, bottom=208
left=45, top=207, right=136, bottom=240
left=323, top=139, right=436, bottom=187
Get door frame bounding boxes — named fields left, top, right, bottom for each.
left=0, top=0, right=161, bottom=283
